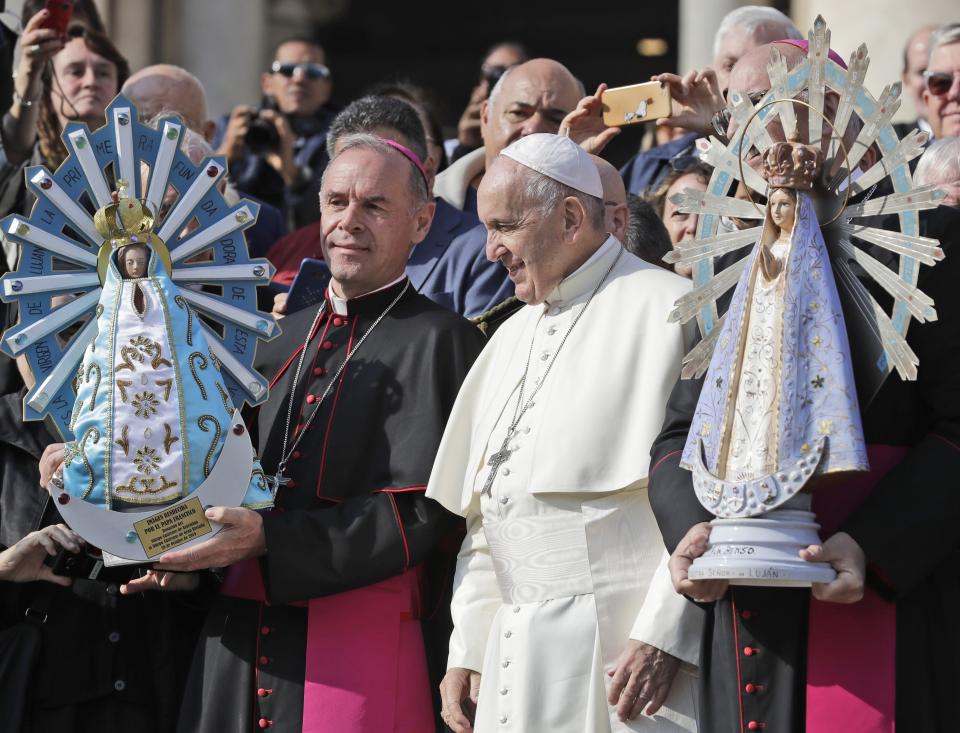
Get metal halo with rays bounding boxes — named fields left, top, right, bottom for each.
left=0, top=94, right=278, bottom=437
left=664, top=15, right=946, bottom=388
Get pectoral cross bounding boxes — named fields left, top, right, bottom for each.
left=267, top=473, right=290, bottom=496
left=480, top=431, right=514, bottom=495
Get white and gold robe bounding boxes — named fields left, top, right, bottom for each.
left=427, top=236, right=703, bottom=732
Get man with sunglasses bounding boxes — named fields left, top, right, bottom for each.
left=446, top=41, right=529, bottom=164
left=214, top=37, right=338, bottom=229
left=921, top=23, right=960, bottom=141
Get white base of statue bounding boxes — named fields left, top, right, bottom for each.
left=50, top=410, right=254, bottom=563
left=688, top=506, right=837, bottom=587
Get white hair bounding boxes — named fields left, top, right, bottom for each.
left=927, top=23, right=960, bottom=66
left=713, top=5, right=802, bottom=59
left=514, top=163, right=604, bottom=230
left=915, top=136, right=960, bottom=187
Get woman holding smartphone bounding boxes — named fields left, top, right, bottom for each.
left=0, top=4, right=128, bottom=219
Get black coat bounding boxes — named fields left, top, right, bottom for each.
left=178, top=279, right=485, bottom=732
left=0, top=390, right=210, bottom=733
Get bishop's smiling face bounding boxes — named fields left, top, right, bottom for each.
left=478, top=157, right=569, bottom=304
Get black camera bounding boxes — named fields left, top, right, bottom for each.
left=244, top=97, right=282, bottom=155
left=245, top=112, right=280, bottom=155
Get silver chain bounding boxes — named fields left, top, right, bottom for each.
left=271, top=280, right=410, bottom=492
left=480, top=248, right=622, bottom=494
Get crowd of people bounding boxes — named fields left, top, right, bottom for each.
left=0, top=2, right=958, bottom=732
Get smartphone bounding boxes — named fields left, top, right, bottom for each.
left=602, top=82, right=672, bottom=127
left=286, top=258, right=331, bottom=314
left=40, top=0, right=74, bottom=36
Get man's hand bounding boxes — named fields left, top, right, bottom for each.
left=39, top=442, right=66, bottom=491
left=439, top=667, right=481, bottom=732
left=560, top=83, right=621, bottom=155
left=216, top=105, right=256, bottom=162
left=272, top=291, right=288, bottom=318
left=651, top=69, right=724, bottom=137
left=120, top=568, right=200, bottom=595
left=260, top=109, right=299, bottom=186
left=801, top=531, right=866, bottom=604
left=607, top=640, right=681, bottom=721
left=154, top=507, right=266, bottom=572
left=0, top=524, right=80, bottom=586
left=457, top=83, right=488, bottom=149
left=668, top=522, right=728, bottom=602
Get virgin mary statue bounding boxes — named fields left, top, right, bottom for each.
left=61, top=183, right=273, bottom=512
left=681, top=136, right=869, bottom=520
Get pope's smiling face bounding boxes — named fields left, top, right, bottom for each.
left=479, top=157, right=571, bottom=305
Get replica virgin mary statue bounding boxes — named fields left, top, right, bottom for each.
left=681, top=136, right=869, bottom=580
left=61, top=182, right=273, bottom=513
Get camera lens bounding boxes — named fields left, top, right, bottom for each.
left=245, top=113, right=280, bottom=155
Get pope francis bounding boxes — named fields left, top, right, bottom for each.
left=427, top=134, right=702, bottom=733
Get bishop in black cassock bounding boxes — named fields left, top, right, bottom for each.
left=150, top=134, right=485, bottom=733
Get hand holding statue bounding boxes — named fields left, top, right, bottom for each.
left=668, top=522, right=729, bottom=602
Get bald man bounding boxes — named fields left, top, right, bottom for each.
left=594, top=155, right=629, bottom=243
left=122, top=64, right=286, bottom=261
left=122, top=64, right=215, bottom=141
left=434, top=58, right=583, bottom=215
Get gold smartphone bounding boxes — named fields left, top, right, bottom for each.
left=601, top=82, right=672, bottom=126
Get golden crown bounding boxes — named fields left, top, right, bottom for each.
left=761, top=136, right=823, bottom=190
left=93, top=180, right=156, bottom=248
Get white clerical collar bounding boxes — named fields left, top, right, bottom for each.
left=329, top=274, right=407, bottom=315
left=545, top=235, right=619, bottom=308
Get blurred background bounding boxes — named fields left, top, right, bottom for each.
left=1, top=0, right=954, bottom=127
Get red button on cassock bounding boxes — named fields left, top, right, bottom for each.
left=743, top=646, right=755, bottom=657
left=741, top=610, right=753, bottom=620
left=333, top=317, right=344, bottom=327
left=321, top=340, right=333, bottom=350
left=747, top=722, right=763, bottom=731
left=259, top=656, right=269, bottom=665
left=313, top=367, right=326, bottom=377
left=286, top=480, right=297, bottom=489
left=744, top=683, right=756, bottom=694
left=306, top=394, right=316, bottom=404
left=259, top=719, right=272, bottom=729
left=260, top=626, right=271, bottom=636
left=257, top=687, right=270, bottom=698
left=292, top=451, right=302, bottom=460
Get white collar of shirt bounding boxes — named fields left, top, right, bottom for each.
left=544, top=235, right=620, bottom=309
left=328, top=274, right=407, bottom=315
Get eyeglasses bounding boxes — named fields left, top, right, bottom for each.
left=481, top=63, right=510, bottom=87
left=924, top=70, right=960, bottom=96
left=270, top=61, right=331, bottom=80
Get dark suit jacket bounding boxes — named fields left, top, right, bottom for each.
left=407, top=198, right=512, bottom=318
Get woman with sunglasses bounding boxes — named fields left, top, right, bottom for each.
left=0, top=10, right=128, bottom=221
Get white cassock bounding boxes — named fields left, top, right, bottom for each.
left=427, top=236, right=703, bottom=733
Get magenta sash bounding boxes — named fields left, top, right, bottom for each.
left=806, top=445, right=907, bottom=732
left=222, top=561, right=433, bottom=732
